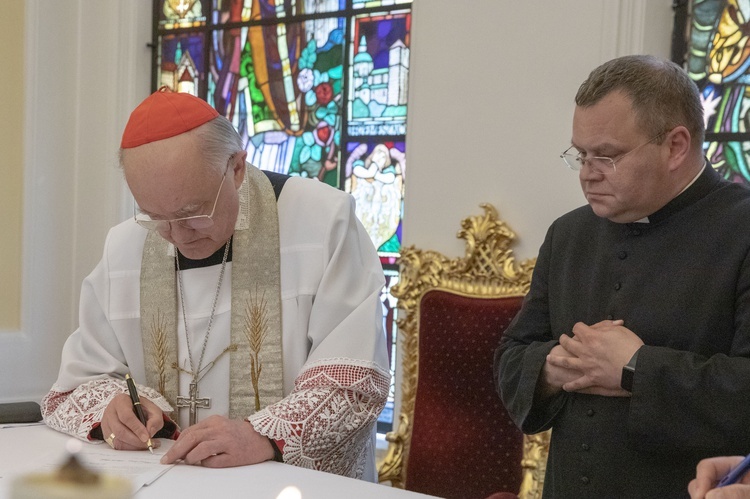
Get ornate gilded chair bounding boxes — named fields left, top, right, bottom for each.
left=378, top=204, right=550, bottom=499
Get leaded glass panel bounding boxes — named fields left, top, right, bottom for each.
left=706, top=140, right=750, bottom=182
left=353, top=0, right=411, bottom=9
left=345, top=140, right=405, bottom=256
left=211, top=0, right=252, bottom=24
left=211, top=0, right=346, bottom=22
left=158, top=33, right=206, bottom=96
left=677, top=0, right=750, bottom=184
left=159, top=0, right=206, bottom=29
left=302, top=0, right=348, bottom=15
left=153, top=0, right=413, bottom=435
left=377, top=267, right=399, bottom=433
left=207, top=20, right=346, bottom=186
left=347, top=10, right=410, bottom=137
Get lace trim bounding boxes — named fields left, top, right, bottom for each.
left=41, top=378, right=174, bottom=441
left=248, top=358, right=390, bottom=478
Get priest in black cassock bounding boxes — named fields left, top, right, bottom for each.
left=495, top=55, right=750, bottom=498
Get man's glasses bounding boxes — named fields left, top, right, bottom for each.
left=560, top=131, right=667, bottom=174
left=134, top=156, right=233, bottom=232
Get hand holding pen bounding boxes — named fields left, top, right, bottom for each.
left=125, top=373, right=154, bottom=453
left=689, top=454, right=750, bottom=499
left=717, top=453, right=750, bottom=488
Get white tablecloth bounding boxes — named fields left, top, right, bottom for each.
left=0, top=424, right=437, bottom=499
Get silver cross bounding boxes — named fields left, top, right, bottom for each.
left=175, top=381, right=211, bottom=426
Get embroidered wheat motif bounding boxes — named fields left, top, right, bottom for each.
left=149, top=311, right=169, bottom=396
left=244, top=291, right=269, bottom=411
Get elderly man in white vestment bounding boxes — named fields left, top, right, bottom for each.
left=41, top=88, right=390, bottom=480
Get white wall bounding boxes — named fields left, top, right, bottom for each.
left=0, top=0, right=674, bottom=402
left=0, top=0, right=152, bottom=403
left=404, top=0, right=674, bottom=259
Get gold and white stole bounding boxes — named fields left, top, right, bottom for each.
left=139, top=163, right=284, bottom=419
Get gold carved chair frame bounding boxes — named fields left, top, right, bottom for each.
left=377, top=203, right=550, bottom=499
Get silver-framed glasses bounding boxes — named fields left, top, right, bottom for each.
left=134, top=157, right=233, bottom=231
left=560, top=132, right=667, bottom=174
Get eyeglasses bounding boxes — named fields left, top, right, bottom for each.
left=134, top=156, right=233, bottom=231
left=560, top=132, right=667, bottom=174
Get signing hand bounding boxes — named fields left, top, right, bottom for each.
left=160, top=415, right=274, bottom=468
left=689, top=456, right=750, bottom=499
left=547, top=320, right=642, bottom=395
left=101, top=394, right=163, bottom=451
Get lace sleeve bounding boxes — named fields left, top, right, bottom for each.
left=248, top=358, right=389, bottom=478
left=41, top=378, right=174, bottom=441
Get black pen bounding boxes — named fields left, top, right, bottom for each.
left=125, top=373, right=154, bottom=453
left=718, top=453, right=750, bottom=487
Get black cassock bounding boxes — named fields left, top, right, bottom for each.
left=496, top=164, right=750, bottom=498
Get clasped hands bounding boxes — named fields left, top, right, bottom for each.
left=101, top=394, right=274, bottom=467
left=542, top=319, right=643, bottom=397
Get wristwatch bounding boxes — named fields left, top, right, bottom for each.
left=268, top=437, right=284, bottom=462
left=620, top=348, right=640, bottom=392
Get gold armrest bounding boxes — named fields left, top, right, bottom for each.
left=518, top=430, right=551, bottom=499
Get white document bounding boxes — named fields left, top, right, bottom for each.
left=0, top=426, right=175, bottom=495
left=74, top=439, right=175, bottom=491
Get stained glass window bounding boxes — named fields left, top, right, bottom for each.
left=379, top=268, right=400, bottom=429
left=152, top=0, right=412, bottom=434
left=674, top=0, right=750, bottom=184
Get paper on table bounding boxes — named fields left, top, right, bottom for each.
left=75, top=439, right=176, bottom=491
left=8, top=439, right=177, bottom=493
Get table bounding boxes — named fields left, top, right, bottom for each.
left=0, top=425, right=437, bottom=499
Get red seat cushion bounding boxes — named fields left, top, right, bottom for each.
left=405, top=291, right=524, bottom=499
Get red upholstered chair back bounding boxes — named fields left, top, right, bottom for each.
left=406, top=291, right=525, bottom=498
left=378, top=204, right=549, bottom=499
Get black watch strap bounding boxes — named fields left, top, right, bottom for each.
left=269, top=437, right=284, bottom=462
left=620, top=348, right=640, bottom=392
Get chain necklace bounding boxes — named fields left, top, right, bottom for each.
left=175, top=239, right=231, bottom=385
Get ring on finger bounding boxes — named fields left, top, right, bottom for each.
left=105, top=432, right=116, bottom=449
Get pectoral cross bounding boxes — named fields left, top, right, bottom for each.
left=176, top=381, right=211, bottom=426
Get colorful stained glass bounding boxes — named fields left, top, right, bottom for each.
left=158, top=33, right=206, bottom=96
left=376, top=267, right=399, bottom=431
left=354, top=0, right=412, bottom=9
left=221, top=0, right=348, bottom=22
left=159, top=0, right=206, bottom=29
left=208, top=19, right=346, bottom=186
left=211, top=0, right=252, bottom=24
left=348, top=11, right=410, bottom=137
left=153, top=0, right=412, bottom=435
left=705, top=140, right=750, bottom=182
left=682, top=0, right=750, bottom=184
left=301, top=0, right=347, bottom=15
left=345, top=140, right=405, bottom=256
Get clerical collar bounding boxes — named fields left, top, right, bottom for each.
left=632, top=160, right=718, bottom=225
left=175, top=237, right=234, bottom=270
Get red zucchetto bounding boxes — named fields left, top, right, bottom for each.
left=120, top=87, right=219, bottom=149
